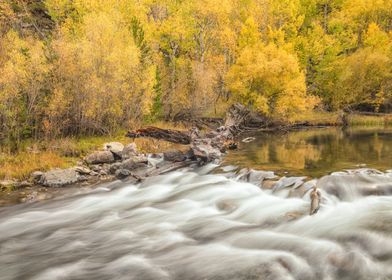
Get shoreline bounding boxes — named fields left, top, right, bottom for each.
left=2, top=111, right=392, bottom=207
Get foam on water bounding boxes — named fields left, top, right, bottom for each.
left=1, top=167, right=392, bottom=280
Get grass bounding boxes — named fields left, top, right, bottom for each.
left=347, top=114, right=392, bottom=127
left=2, top=113, right=392, bottom=181
left=0, top=152, right=75, bottom=181
left=290, top=111, right=341, bottom=126
left=0, top=122, right=189, bottom=181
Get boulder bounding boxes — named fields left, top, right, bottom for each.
left=163, top=150, right=187, bottom=162
left=109, top=162, right=122, bottom=174
left=120, top=158, right=147, bottom=171
left=85, top=151, right=115, bottom=164
left=121, top=143, right=138, bottom=160
left=103, top=142, right=124, bottom=158
left=115, top=169, right=131, bottom=179
left=130, top=154, right=148, bottom=164
left=191, top=139, right=222, bottom=162
left=39, top=168, right=79, bottom=187
left=74, top=166, right=91, bottom=175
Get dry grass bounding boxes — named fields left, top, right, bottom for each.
left=291, top=111, right=341, bottom=126
left=0, top=152, right=75, bottom=181
left=347, top=114, right=392, bottom=127
left=0, top=122, right=189, bottom=181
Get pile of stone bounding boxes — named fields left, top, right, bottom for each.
left=31, top=142, right=194, bottom=188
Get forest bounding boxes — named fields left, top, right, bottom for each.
left=1, top=0, right=392, bottom=146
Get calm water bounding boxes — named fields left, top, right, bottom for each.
left=225, top=127, right=392, bottom=177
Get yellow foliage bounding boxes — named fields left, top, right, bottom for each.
left=47, top=6, right=155, bottom=136
left=226, top=43, right=317, bottom=119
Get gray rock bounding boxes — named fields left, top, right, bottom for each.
left=103, top=142, right=124, bottom=158
left=40, top=168, right=79, bottom=187
left=99, top=170, right=108, bottom=176
left=31, top=171, right=44, bottom=183
left=90, top=165, right=102, bottom=172
left=109, top=162, right=122, bottom=174
left=78, top=175, right=89, bottom=182
left=85, top=151, right=115, bottom=164
left=121, top=143, right=138, bottom=160
left=131, top=154, right=148, bottom=164
left=119, top=159, right=147, bottom=171
left=74, top=166, right=91, bottom=175
left=237, top=169, right=276, bottom=186
left=272, top=176, right=306, bottom=192
left=191, top=140, right=222, bottom=162
left=163, top=150, right=186, bottom=162
left=115, top=169, right=131, bottom=179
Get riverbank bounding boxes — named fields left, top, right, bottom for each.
left=2, top=111, right=392, bottom=205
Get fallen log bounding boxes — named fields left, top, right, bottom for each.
left=126, top=126, right=191, bottom=145
left=126, top=104, right=269, bottom=162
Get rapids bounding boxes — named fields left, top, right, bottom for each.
left=1, top=164, right=392, bottom=280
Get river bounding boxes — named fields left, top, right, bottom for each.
left=1, top=127, right=392, bottom=280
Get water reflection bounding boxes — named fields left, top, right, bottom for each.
left=225, top=127, right=392, bottom=177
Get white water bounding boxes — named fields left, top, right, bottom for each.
left=1, top=166, right=392, bottom=280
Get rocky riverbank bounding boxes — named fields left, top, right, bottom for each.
left=0, top=139, right=222, bottom=206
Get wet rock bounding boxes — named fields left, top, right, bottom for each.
left=261, top=180, right=278, bottom=190
left=238, top=169, right=276, bottom=186
left=85, top=151, right=115, bottom=164
left=31, top=171, right=44, bottom=183
left=103, top=142, right=124, bottom=158
left=272, top=176, right=306, bottom=192
left=39, top=168, right=79, bottom=187
left=121, top=143, right=138, bottom=160
left=164, top=150, right=187, bottom=162
left=115, top=169, right=131, bottom=179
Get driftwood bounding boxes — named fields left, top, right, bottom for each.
left=126, top=126, right=191, bottom=145
left=126, top=104, right=269, bottom=162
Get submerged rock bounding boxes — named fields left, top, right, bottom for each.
left=40, top=169, right=79, bottom=187
left=85, top=151, right=115, bottom=164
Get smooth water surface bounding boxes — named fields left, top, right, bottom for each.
left=225, top=127, right=392, bottom=177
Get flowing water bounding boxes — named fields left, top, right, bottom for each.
left=1, top=127, right=392, bottom=280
